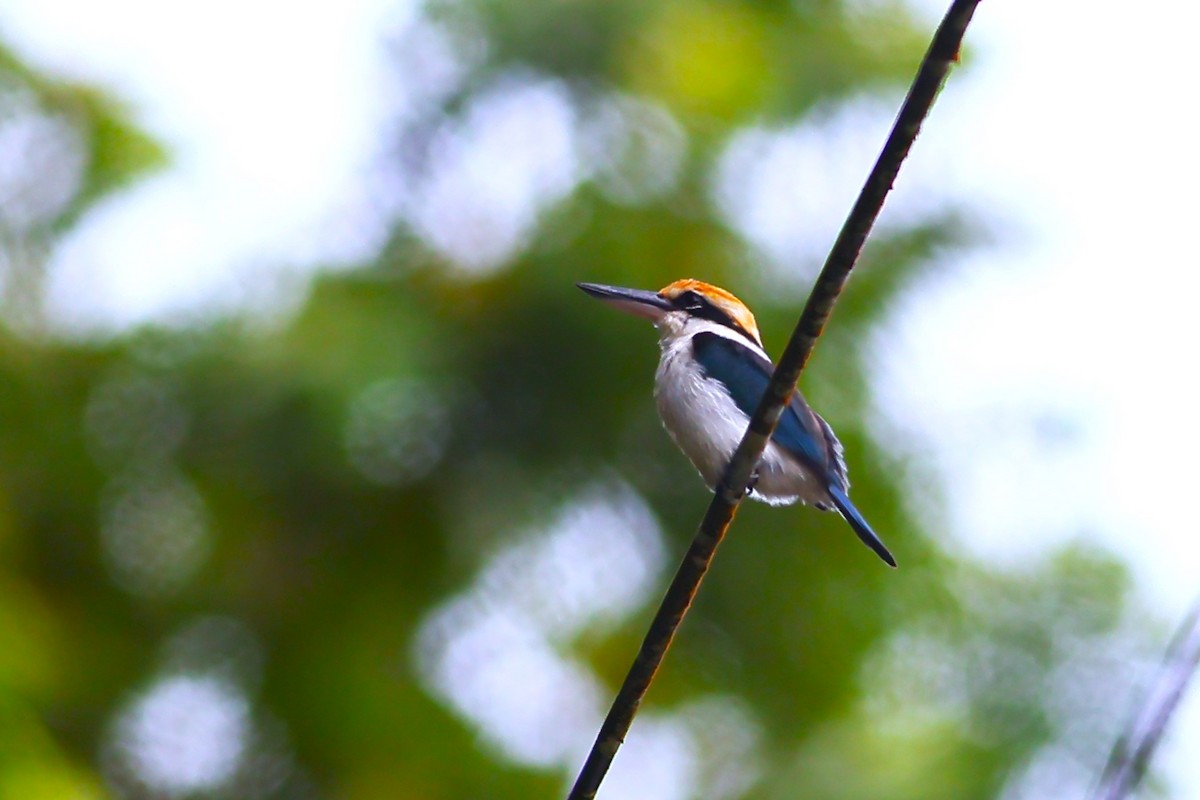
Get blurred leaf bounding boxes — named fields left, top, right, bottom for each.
left=66, top=87, right=169, bottom=217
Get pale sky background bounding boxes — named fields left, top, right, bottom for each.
left=2, top=0, right=1198, bottom=795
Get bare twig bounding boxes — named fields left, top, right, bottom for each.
left=1093, top=602, right=1200, bottom=800
left=566, top=1, right=981, bottom=797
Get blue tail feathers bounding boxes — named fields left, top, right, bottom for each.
left=827, top=484, right=896, bottom=568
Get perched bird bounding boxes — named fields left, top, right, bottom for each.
left=578, top=278, right=896, bottom=567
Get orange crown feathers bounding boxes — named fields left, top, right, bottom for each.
left=659, top=279, right=763, bottom=347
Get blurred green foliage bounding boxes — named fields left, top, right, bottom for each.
left=0, top=2, right=1159, bottom=799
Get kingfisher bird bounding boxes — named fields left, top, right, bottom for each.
left=578, top=278, right=895, bottom=567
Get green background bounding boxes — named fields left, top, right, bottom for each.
left=0, top=1, right=1159, bottom=798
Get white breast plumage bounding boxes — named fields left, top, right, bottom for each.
left=651, top=324, right=826, bottom=507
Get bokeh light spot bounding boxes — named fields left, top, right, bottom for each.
left=85, top=372, right=189, bottom=469
left=581, top=93, right=686, bottom=206
left=414, top=481, right=665, bottom=767
left=100, top=471, right=210, bottom=597
left=478, top=482, right=665, bottom=641
left=345, top=377, right=452, bottom=486
left=416, top=601, right=603, bottom=767
left=597, top=714, right=697, bottom=800
left=387, top=6, right=482, bottom=122
left=0, top=89, right=85, bottom=231
left=676, top=697, right=763, bottom=800
left=110, top=674, right=250, bottom=796
left=398, top=72, right=580, bottom=274
left=711, top=100, right=897, bottom=281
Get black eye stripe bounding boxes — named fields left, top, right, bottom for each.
left=692, top=304, right=732, bottom=326
left=671, top=290, right=760, bottom=346
left=681, top=295, right=734, bottom=326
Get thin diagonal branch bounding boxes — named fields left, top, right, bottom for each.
left=566, top=1, right=981, bottom=797
left=1093, top=601, right=1200, bottom=800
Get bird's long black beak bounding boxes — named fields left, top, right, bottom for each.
left=577, top=282, right=673, bottom=321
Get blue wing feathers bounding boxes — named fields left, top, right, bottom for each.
left=812, top=412, right=849, bottom=493
left=690, top=332, right=830, bottom=471
left=692, top=332, right=896, bottom=567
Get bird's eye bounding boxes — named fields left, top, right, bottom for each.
left=678, top=291, right=705, bottom=310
